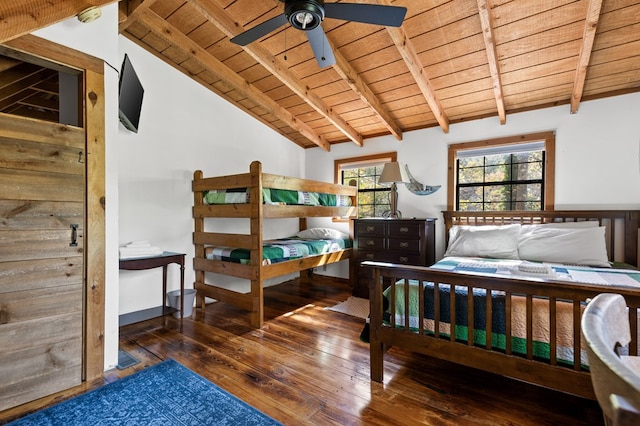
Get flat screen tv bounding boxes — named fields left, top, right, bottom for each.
left=118, top=54, right=144, bottom=133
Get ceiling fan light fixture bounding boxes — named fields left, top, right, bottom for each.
left=285, top=0, right=324, bottom=31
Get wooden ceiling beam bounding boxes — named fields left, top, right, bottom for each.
left=329, top=37, right=403, bottom=141
left=0, top=0, right=118, bottom=44
left=570, top=0, right=603, bottom=114
left=187, top=0, right=364, bottom=147
left=375, top=0, right=449, bottom=134
left=118, top=0, right=158, bottom=31
left=477, top=0, right=506, bottom=125
left=385, top=25, right=449, bottom=133
left=136, top=9, right=330, bottom=151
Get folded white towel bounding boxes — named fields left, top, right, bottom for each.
left=119, top=246, right=163, bottom=259
left=125, top=240, right=151, bottom=248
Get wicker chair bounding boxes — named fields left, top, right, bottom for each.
left=582, top=293, right=640, bottom=425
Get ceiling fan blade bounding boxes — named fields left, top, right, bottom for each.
left=306, top=26, right=336, bottom=68
left=324, top=3, right=407, bottom=27
left=230, top=14, right=288, bottom=46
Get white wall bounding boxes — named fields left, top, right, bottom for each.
left=306, top=93, right=640, bottom=260
left=116, top=37, right=304, bottom=313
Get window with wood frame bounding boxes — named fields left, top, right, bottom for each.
left=447, top=132, right=555, bottom=211
left=335, top=152, right=397, bottom=218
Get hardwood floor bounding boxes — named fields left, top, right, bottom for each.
left=2, top=275, right=603, bottom=425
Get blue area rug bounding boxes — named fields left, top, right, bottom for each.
left=9, top=359, right=281, bottom=425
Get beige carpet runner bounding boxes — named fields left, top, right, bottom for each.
left=326, top=296, right=369, bottom=319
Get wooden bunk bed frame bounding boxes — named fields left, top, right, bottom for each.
left=192, top=161, right=357, bottom=328
left=364, top=210, right=640, bottom=400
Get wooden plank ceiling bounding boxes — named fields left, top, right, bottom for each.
left=1, top=1, right=639, bottom=150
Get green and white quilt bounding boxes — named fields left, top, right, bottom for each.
left=205, top=237, right=352, bottom=265
left=203, top=188, right=352, bottom=206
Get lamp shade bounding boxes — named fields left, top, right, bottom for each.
left=379, top=162, right=410, bottom=184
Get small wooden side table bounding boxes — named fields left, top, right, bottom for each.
left=119, top=251, right=185, bottom=318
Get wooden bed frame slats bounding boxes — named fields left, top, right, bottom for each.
left=366, top=210, right=640, bottom=400
left=193, top=161, right=357, bottom=328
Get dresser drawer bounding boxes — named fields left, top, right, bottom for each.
left=357, top=251, right=385, bottom=262
left=356, top=221, right=385, bottom=236
left=388, top=221, right=422, bottom=236
left=387, top=253, right=423, bottom=264
left=358, top=251, right=422, bottom=265
left=388, top=238, right=421, bottom=253
left=357, top=236, right=384, bottom=251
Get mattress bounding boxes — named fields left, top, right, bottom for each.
left=203, top=188, right=352, bottom=207
left=204, top=237, right=352, bottom=265
left=432, top=256, right=640, bottom=288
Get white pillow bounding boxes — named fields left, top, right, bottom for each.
left=444, top=224, right=521, bottom=260
left=521, top=220, right=599, bottom=234
left=295, top=227, right=349, bottom=240
left=518, top=226, right=610, bottom=267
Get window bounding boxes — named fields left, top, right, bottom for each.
left=0, top=49, right=83, bottom=127
left=448, top=132, right=555, bottom=211
left=335, top=152, right=397, bottom=218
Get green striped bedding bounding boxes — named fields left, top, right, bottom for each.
left=204, top=237, right=352, bottom=265
left=203, top=188, right=352, bottom=206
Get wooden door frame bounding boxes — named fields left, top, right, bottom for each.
left=1, top=35, right=106, bottom=380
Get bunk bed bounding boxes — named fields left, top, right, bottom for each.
left=363, top=210, right=640, bottom=399
left=193, top=161, right=357, bottom=328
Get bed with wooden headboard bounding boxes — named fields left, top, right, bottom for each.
left=363, top=210, right=640, bottom=399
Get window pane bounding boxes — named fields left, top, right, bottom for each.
left=485, top=154, right=509, bottom=166
left=485, top=164, right=509, bottom=182
left=458, top=202, right=483, bottom=212
left=485, top=202, right=509, bottom=211
left=341, top=162, right=392, bottom=218
left=361, top=191, right=375, bottom=204
left=513, top=183, right=542, bottom=201
left=513, top=151, right=542, bottom=163
left=360, top=175, right=377, bottom=189
left=458, top=166, right=484, bottom=184
left=459, top=186, right=483, bottom=202
left=513, top=162, right=542, bottom=180
left=484, top=185, right=509, bottom=202
left=456, top=148, right=544, bottom=211
left=343, top=169, right=358, bottom=179
left=359, top=205, right=374, bottom=218
left=459, top=157, right=482, bottom=168
left=374, top=205, right=387, bottom=217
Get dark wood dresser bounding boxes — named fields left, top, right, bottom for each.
left=351, top=218, right=436, bottom=298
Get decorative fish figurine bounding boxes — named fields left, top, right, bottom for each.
left=404, top=164, right=441, bottom=196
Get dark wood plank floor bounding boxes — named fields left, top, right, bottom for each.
left=2, top=275, right=603, bottom=425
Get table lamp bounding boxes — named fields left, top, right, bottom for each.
left=378, top=162, right=410, bottom=218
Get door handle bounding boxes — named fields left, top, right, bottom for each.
left=70, top=224, right=78, bottom=247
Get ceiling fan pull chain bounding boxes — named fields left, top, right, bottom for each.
left=284, top=28, right=287, bottom=61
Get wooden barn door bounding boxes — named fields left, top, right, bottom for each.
left=0, top=113, right=86, bottom=410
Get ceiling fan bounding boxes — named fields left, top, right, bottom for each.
left=230, top=0, right=407, bottom=68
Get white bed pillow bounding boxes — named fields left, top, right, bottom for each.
left=296, top=227, right=349, bottom=240
left=444, top=224, right=521, bottom=260
left=518, top=226, right=610, bottom=267
left=521, top=220, right=599, bottom=234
